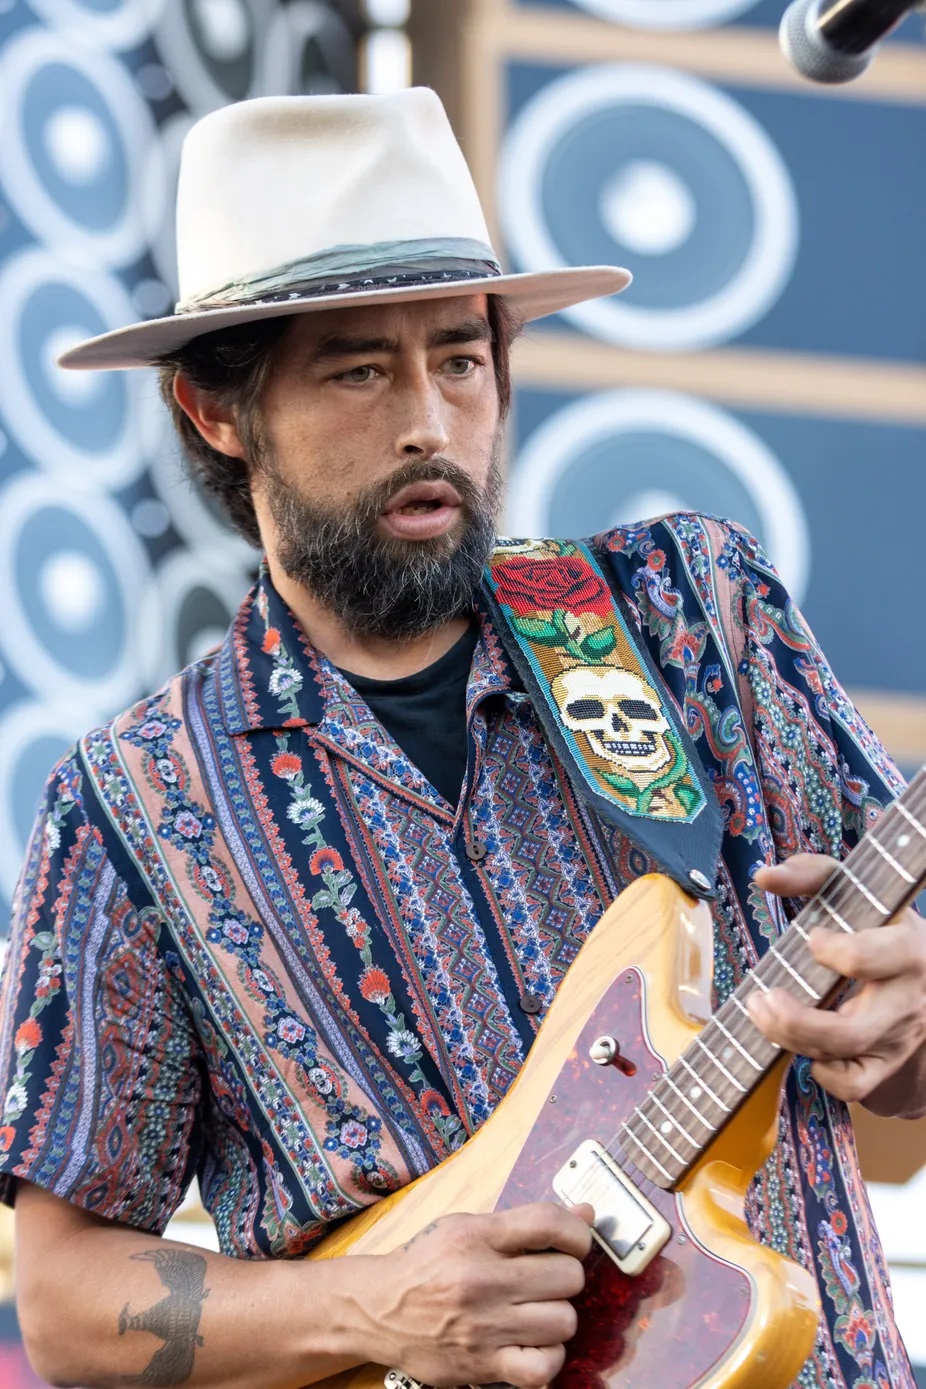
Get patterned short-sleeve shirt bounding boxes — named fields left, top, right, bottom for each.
left=0, top=515, right=914, bottom=1389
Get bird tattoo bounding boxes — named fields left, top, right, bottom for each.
left=119, top=1249, right=210, bottom=1386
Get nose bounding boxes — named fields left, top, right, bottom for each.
left=393, top=373, right=451, bottom=460
left=611, top=709, right=629, bottom=735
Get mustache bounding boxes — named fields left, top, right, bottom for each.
left=355, top=458, right=482, bottom=522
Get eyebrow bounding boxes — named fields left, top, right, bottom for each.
left=312, top=316, right=492, bottom=363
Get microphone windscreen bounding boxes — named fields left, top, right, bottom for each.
left=779, top=0, right=875, bottom=83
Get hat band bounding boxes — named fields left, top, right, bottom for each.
left=176, top=238, right=503, bottom=314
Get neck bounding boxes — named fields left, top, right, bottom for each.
left=266, top=554, right=472, bottom=680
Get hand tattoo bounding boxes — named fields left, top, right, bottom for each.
left=118, top=1249, right=210, bottom=1386
left=402, top=1221, right=439, bottom=1252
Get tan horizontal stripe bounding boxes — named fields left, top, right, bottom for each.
left=483, top=2, right=926, bottom=106
left=512, top=331, right=926, bottom=426
left=848, top=690, right=926, bottom=766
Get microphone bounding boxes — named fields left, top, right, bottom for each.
left=779, top=0, right=923, bottom=83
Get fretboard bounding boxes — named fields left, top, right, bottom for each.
left=621, top=766, right=926, bottom=1190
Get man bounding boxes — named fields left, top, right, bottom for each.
left=0, top=89, right=923, bottom=1389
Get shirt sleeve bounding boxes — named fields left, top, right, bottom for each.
left=0, top=746, right=203, bottom=1232
left=707, top=516, right=906, bottom=860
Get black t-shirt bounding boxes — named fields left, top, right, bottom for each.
left=338, top=623, right=480, bottom=809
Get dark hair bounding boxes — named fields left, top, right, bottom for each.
left=156, top=295, right=523, bottom=549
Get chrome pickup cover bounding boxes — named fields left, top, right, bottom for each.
left=552, top=1138, right=671, bottom=1276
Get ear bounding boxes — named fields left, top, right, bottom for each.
left=173, top=373, right=247, bottom=460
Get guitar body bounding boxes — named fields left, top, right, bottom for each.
left=310, top=874, right=821, bottom=1389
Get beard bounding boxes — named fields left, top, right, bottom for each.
left=259, top=436, right=504, bottom=642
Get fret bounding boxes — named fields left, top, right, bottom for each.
left=661, top=1071, right=716, bottom=1131
left=818, top=898, right=854, bottom=933
left=842, top=868, right=889, bottom=916
left=868, top=835, right=916, bottom=883
left=649, top=1091, right=699, bottom=1147
left=896, top=800, right=926, bottom=840
left=769, top=946, right=822, bottom=1000
left=695, top=1037, right=746, bottom=1093
left=620, top=1123, right=674, bottom=1183
left=713, top=1016, right=764, bottom=1070
left=622, top=773, right=926, bottom=1192
left=676, top=1054, right=731, bottom=1113
left=634, top=1108, right=689, bottom=1165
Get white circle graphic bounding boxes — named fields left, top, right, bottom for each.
left=499, top=65, right=799, bottom=351
left=566, top=0, right=760, bottom=27
left=39, top=550, right=108, bottom=630
left=600, top=160, right=696, bottom=256
left=44, top=106, right=109, bottom=186
left=0, top=248, right=159, bottom=489
left=27, top=0, right=166, bottom=50
left=0, top=473, right=152, bottom=712
left=0, top=28, right=166, bottom=267
left=506, top=389, right=810, bottom=602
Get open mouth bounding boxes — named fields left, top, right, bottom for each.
left=383, top=480, right=462, bottom=516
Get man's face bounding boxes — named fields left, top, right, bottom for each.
left=249, top=294, right=505, bottom=641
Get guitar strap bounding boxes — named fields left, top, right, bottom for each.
left=482, top=537, right=722, bottom=898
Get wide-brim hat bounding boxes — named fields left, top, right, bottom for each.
left=59, top=88, right=631, bottom=372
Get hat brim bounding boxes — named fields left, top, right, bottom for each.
left=57, top=265, right=631, bottom=370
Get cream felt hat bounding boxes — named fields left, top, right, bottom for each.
left=58, top=87, right=632, bottom=371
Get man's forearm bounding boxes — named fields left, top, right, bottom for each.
left=18, top=1218, right=371, bottom=1389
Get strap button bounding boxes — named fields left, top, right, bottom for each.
left=519, top=991, right=544, bottom=1015
left=465, top=837, right=488, bottom=862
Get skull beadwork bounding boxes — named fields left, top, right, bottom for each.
left=552, top=666, right=673, bottom=779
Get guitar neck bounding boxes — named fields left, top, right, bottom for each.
left=622, top=766, right=926, bottom=1191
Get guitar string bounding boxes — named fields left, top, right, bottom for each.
left=592, top=771, right=926, bottom=1194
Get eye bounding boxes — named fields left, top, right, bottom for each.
left=444, top=356, right=479, bottom=376
left=618, top=699, right=658, bottom=720
left=337, top=365, right=378, bottom=384
left=566, top=698, right=605, bottom=720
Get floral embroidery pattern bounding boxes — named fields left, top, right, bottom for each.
left=262, top=622, right=464, bottom=1153
left=486, top=538, right=705, bottom=821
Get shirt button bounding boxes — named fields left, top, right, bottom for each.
left=465, top=837, right=488, bottom=862
left=519, top=991, right=544, bottom=1015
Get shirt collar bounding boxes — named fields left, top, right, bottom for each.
left=217, top=564, right=521, bottom=738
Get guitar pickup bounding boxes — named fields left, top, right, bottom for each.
left=552, top=1138, right=671, bottom=1276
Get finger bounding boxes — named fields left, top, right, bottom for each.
left=809, top=1053, right=897, bottom=1105
left=506, top=1298, right=579, bottom=1347
left=488, top=1202, right=594, bottom=1259
left=493, top=1341, right=567, bottom=1389
left=808, top=916, right=926, bottom=983
left=747, top=984, right=913, bottom=1062
left=754, top=854, right=839, bottom=898
left=504, top=1250, right=587, bottom=1303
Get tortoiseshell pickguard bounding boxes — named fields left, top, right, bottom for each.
left=495, top=969, right=751, bottom=1389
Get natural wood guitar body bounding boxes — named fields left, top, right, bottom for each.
left=309, top=874, right=821, bottom=1389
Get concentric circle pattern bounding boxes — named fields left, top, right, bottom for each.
left=0, top=1, right=360, bottom=931
left=564, top=0, right=761, bottom=28
left=499, top=64, right=799, bottom=350
left=507, top=390, right=810, bottom=602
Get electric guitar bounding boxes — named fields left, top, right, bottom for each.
left=309, top=766, right=926, bottom=1389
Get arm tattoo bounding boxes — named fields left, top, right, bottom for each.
left=118, top=1249, right=210, bottom=1387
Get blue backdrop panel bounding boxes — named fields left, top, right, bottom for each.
left=508, top=385, right=926, bottom=699
left=0, top=0, right=362, bottom=934
left=512, top=0, right=926, bottom=42
left=501, top=60, right=926, bottom=359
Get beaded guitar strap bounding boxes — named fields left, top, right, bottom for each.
left=483, top=538, right=722, bottom=896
